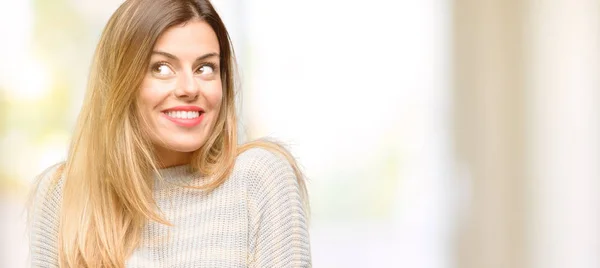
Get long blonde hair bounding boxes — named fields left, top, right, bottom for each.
left=39, top=0, right=308, bottom=267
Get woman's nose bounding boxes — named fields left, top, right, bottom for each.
left=174, top=71, right=199, bottom=101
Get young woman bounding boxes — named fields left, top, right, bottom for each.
left=28, top=0, right=311, bottom=267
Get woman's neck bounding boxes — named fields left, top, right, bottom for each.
left=154, top=146, right=193, bottom=168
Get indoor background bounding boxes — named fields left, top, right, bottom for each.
left=0, top=0, right=598, bottom=267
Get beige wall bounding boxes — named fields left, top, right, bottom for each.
left=453, top=0, right=528, bottom=267
left=453, top=0, right=600, bottom=267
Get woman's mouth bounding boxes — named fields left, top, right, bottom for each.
left=161, top=107, right=205, bottom=127
left=164, top=110, right=201, bottom=119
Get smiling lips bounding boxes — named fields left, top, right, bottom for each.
left=162, top=106, right=205, bottom=127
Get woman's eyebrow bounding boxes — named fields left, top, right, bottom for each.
left=151, top=51, right=220, bottom=62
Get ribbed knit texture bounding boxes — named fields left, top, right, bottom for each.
left=29, top=148, right=311, bottom=267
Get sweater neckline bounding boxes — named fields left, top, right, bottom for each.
left=153, top=164, right=199, bottom=185
left=157, top=164, right=192, bottom=177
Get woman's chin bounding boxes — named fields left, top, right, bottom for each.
left=167, top=144, right=204, bottom=153
left=155, top=141, right=205, bottom=154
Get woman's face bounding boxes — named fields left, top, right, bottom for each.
left=138, top=20, right=223, bottom=167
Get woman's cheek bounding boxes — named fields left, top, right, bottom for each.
left=204, top=81, right=223, bottom=109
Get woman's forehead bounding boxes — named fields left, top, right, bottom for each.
left=152, top=20, right=220, bottom=57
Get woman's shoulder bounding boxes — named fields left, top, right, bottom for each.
left=236, top=147, right=289, bottom=164
left=37, top=162, right=65, bottom=185
left=234, top=147, right=293, bottom=174
left=31, top=162, right=66, bottom=204
left=232, top=147, right=299, bottom=189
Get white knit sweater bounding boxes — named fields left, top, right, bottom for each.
left=29, top=148, right=311, bottom=267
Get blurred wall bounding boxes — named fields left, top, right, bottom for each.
left=453, top=0, right=600, bottom=268
left=240, top=1, right=454, bottom=267
left=527, top=1, right=600, bottom=267
left=453, top=0, right=528, bottom=267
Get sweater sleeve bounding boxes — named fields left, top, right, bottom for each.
left=29, top=164, right=63, bottom=268
left=244, top=149, right=311, bottom=268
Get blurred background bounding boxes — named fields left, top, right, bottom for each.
left=0, top=0, right=598, bottom=267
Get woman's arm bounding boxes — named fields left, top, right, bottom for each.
left=29, top=164, right=63, bottom=268
left=245, top=149, right=311, bottom=268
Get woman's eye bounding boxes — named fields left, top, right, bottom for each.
left=198, top=64, right=215, bottom=75
left=152, top=63, right=174, bottom=76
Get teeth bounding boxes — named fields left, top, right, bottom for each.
left=165, top=111, right=200, bottom=119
